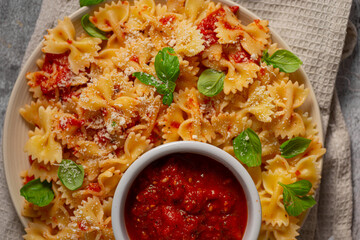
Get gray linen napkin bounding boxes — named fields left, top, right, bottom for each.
left=1, top=0, right=354, bottom=239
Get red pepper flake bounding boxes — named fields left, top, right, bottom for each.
left=295, top=170, right=301, bottom=177
left=105, top=19, right=111, bottom=27
left=86, top=182, right=101, bottom=192
left=24, top=175, right=35, bottom=185
left=170, top=121, right=180, bottom=129
left=28, top=156, right=34, bottom=165
left=130, top=55, right=140, bottom=64
left=59, top=117, right=84, bottom=130
left=230, top=48, right=253, bottom=64
left=259, top=67, right=266, bottom=75
left=254, top=19, right=264, bottom=30
left=39, top=164, right=47, bottom=171
left=78, top=220, right=88, bottom=231
left=66, top=39, right=72, bottom=44
left=92, top=16, right=98, bottom=23
left=52, top=216, right=58, bottom=223
left=229, top=6, right=239, bottom=13
left=101, top=108, right=108, bottom=117
left=159, top=15, right=176, bottom=25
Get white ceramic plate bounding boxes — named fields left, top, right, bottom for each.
left=3, top=0, right=324, bottom=228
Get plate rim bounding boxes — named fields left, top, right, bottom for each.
left=2, top=0, right=324, bottom=228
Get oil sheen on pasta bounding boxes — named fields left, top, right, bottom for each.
left=125, top=153, right=248, bottom=239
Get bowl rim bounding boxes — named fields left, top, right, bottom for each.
left=111, top=141, right=262, bottom=240
left=2, top=0, right=324, bottom=230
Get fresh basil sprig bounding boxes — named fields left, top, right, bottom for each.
left=197, top=69, right=225, bottom=97
left=80, top=0, right=105, bottom=7
left=133, top=47, right=180, bottom=106
left=81, top=14, right=108, bottom=40
left=280, top=137, right=311, bottom=159
left=58, top=159, right=85, bottom=191
left=20, top=178, right=54, bottom=207
left=278, top=180, right=316, bottom=216
left=233, top=128, right=262, bottom=167
left=262, top=49, right=302, bottom=73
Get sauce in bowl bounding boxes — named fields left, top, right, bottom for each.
left=125, top=153, right=248, bottom=240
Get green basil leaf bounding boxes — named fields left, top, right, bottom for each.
left=58, top=159, right=85, bottom=191
left=262, top=49, right=302, bottom=73
left=133, top=72, right=162, bottom=88
left=197, top=69, right=225, bottom=97
left=156, top=84, right=171, bottom=95
left=155, top=47, right=180, bottom=83
left=80, top=0, right=105, bottom=7
left=233, top=128, right=262, bottom=167
left=280, top=137, right=311, bottom=159
left=278, top=180, right=316, bottom=216
left=20, top=179, right=54, bottom=207
left=162, top=92, right=174, bottom=106
left=81, top=14, right=108, bottom=40
left=280, top=179, right=313, bottom=196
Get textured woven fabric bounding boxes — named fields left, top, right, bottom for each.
left=1, top=0, right=353, bottom=239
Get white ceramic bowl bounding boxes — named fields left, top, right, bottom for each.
left=112, top=141, right=262, bottom=240
left=3, top=0, right=323, bottom=229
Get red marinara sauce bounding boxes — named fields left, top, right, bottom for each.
left=125, top=153, right=248, bottom=240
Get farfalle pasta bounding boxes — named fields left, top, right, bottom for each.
left=20, top=0, right=325, bottom=239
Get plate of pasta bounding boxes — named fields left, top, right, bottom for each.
left=3, top=0, right=326, bottom=239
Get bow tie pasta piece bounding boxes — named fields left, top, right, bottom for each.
left=241, top=20, right=270, bottom=56
left=268, top=81, right=309, bottom=119
left=214, top=7, right=243, bottom=44
left=56, top=179, right=88, bottom=210
left=238, top=81, right=276, bottom=123
left=289, top=155, right=321, bottom=193
left=91, top=1, right=130, bottom=48
left=79, top=74, right=114, bottom=111
left=24, top=219, right=80, bottom=240
left=98, top=167, right=122, bottom=196
left=273, top=112, right=306, bottom=138
left=260, top=170, right=296, bottom=227
left=211, top=112, right=251, bottom=146
left=126, top=0, right=156, bottom=30
left=173, top=20, right=205, bottom=57
left=159, top=103, right=185, bottom=143
left=20, top=100, right=49, bottom=127
left=71, top=196, right=113, bottom=239
left=265, top=155, right=291, bottom=173
left=258, top=130, right=280, bottom=157
left=24, top=106, right=62, bottom=164
left=258, top=63, right=290, bottom=85
left=40, top=186, right=71, bottom=230
left=184, top=0, right=207, bottom=22
left=259, top=217, right=300, bottom=240
left=301, top=112, right=319, bottom=137
left=27, top=161, right=58, bottom=183
left=91, top=1, right=130, bottom=32
left=99, top=132, right=152, bottom=172
left=43, top=17, right=102, bottom=74
left=220, top=59, right=260, bottom=94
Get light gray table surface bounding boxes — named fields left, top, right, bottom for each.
left=0, top=0, right=359, bottom=239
